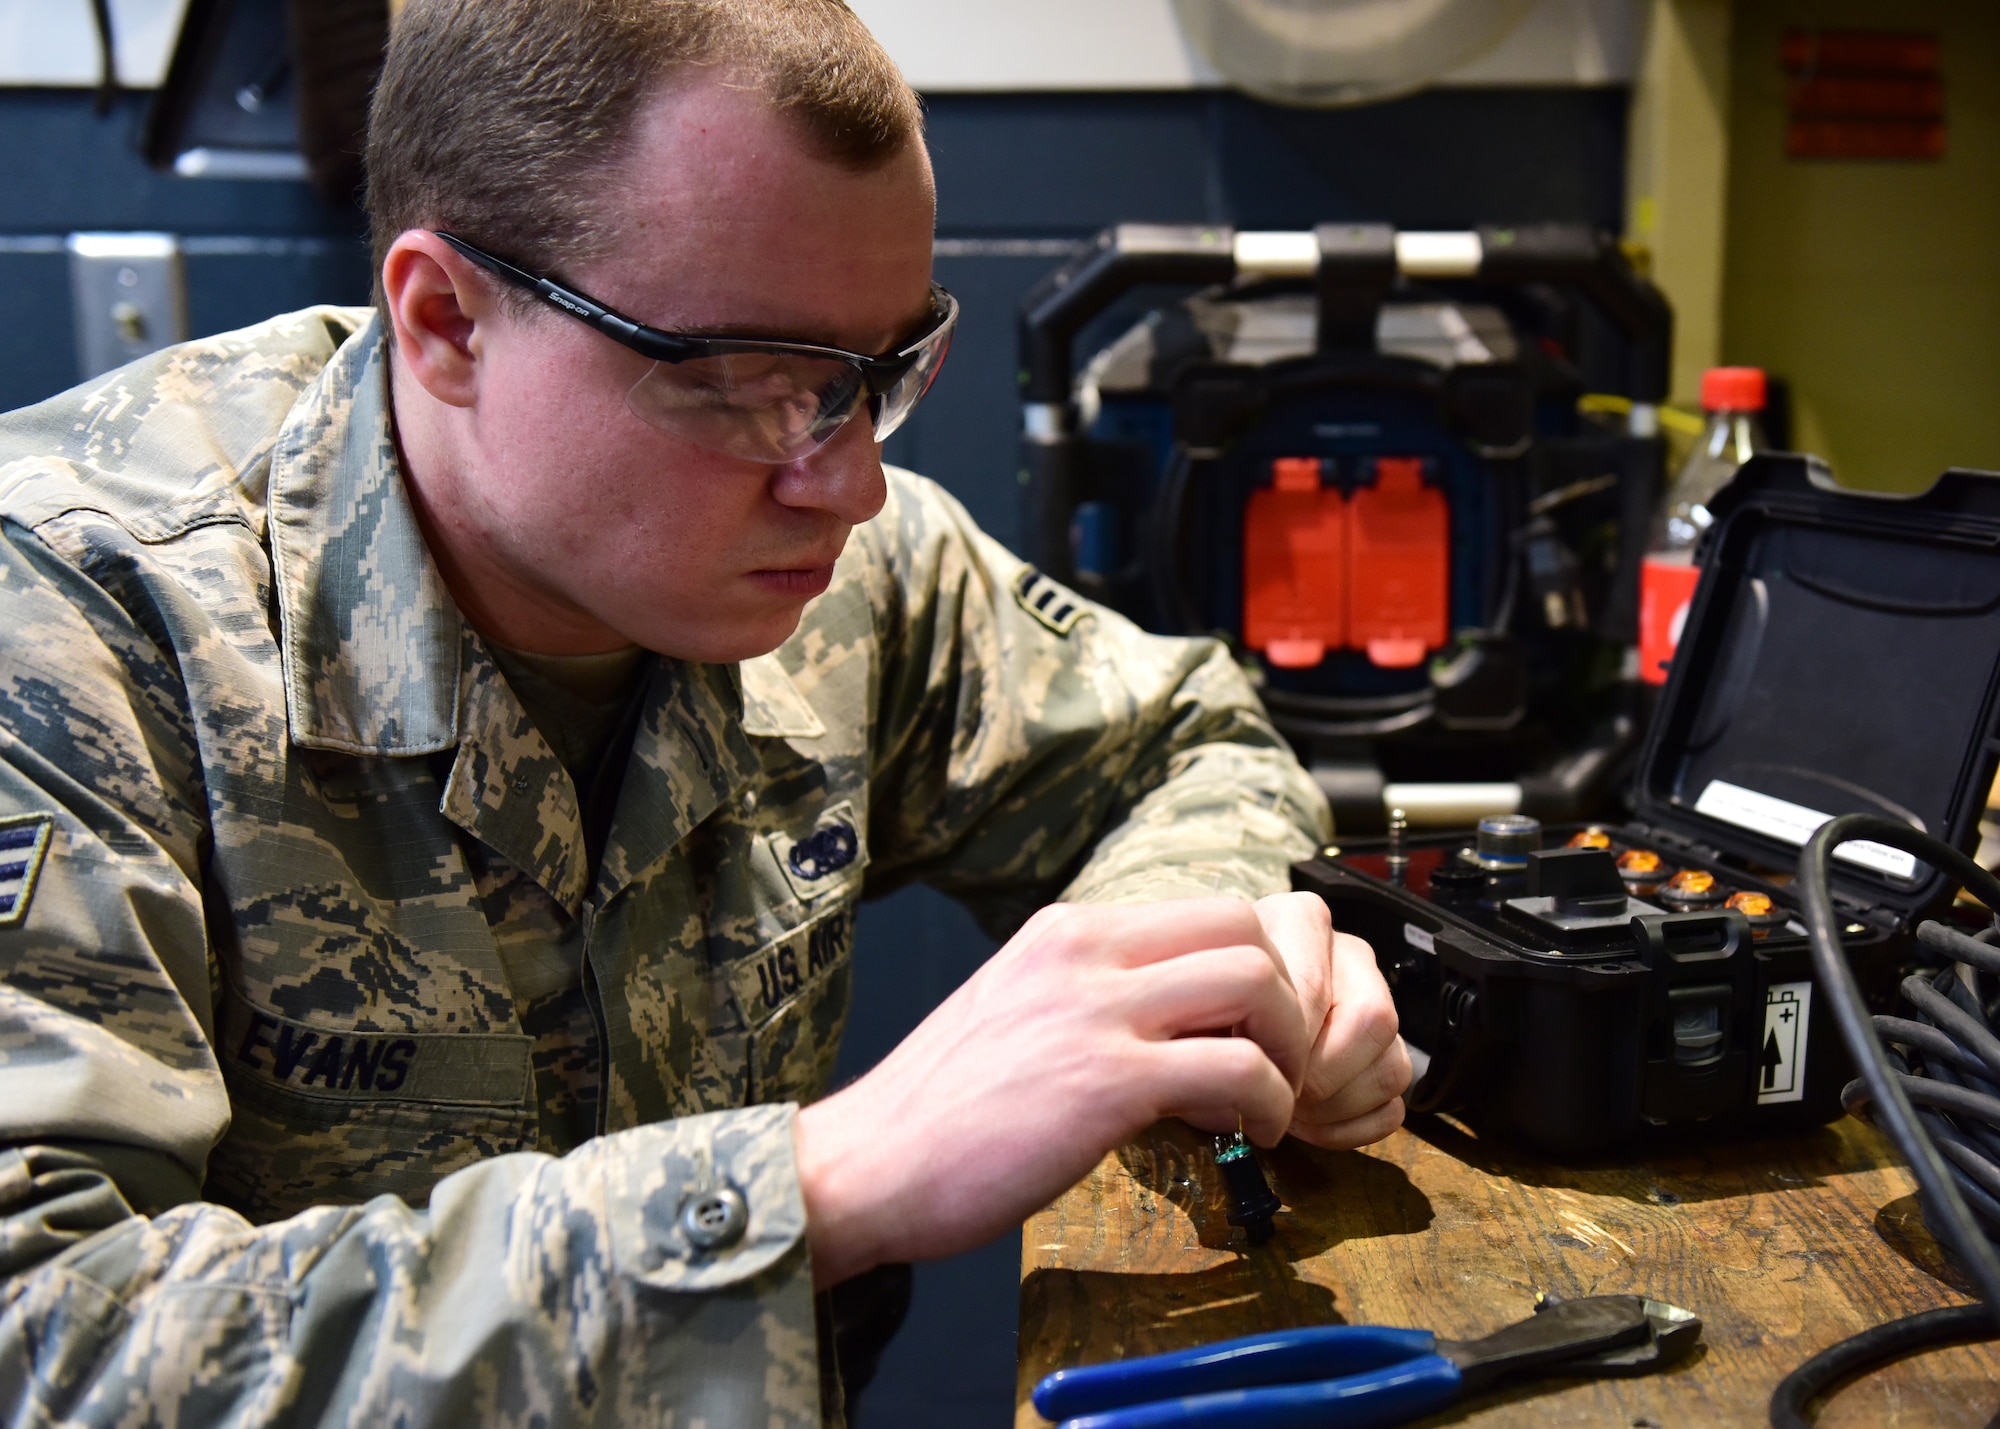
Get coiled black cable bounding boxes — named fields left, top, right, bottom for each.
left=1769, top=1304, right=1995, bottom=1427
left=1769, top=815, right=2000, bottom=1427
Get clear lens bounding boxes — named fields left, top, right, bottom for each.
left=626, top=351, right=867, bottom=462
left=622, top=291, right=956, bottom=462
left=872, top=322, right=953, bottom=443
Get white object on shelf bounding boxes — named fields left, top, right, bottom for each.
left=172, top=147, right=310, bottom=181
left=1172, top=0, right=1537, bottom=106
left=0, top=0, right=189, bottom=89
left=847, top=0, right=1637, bottom=94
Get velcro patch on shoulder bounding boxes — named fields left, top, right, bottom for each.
left=1013, top=566, right=1085, bottom=637
left=0, top=815, right=54, bottom=928
left=767, top=800, right=868, bottom=903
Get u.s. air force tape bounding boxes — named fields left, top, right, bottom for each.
left=1013, top=566, right=1085, bottom=636
left=218, top=992, right=533, bottom=1105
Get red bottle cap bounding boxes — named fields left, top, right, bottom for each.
left=1700, top=366, right=1766, bottom=412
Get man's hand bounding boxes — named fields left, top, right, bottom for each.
left=1251, top=892, right=1411, bottom=1149
left=793, top=894, right=1408, bottom=1289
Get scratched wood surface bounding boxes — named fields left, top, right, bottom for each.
left=1018, top=1116, right=2000, bottom=1427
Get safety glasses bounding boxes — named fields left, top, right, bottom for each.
left=435, top=232, right=957, bottom=464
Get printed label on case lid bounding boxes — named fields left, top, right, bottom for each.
left=1403, top=922, right=1435, bottom=954
left=1692, top=779, right=1918, bottom=880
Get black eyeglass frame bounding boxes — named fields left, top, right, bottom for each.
left=434, top=231, right=958, bottom=393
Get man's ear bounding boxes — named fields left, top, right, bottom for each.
left=380, top=231, right=496, bottom=408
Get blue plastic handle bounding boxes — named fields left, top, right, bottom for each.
left=1057, top=1353, right=1463, bottom=1429
left=1033, top=1324, right=1438, bottom=1421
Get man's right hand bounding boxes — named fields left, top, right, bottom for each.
left=793, top=897, right=1322, bottom=1289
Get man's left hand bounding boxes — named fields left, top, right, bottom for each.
left=1253, top=892, right=1412, bottom=1148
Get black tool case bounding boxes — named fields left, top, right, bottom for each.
left=1293, top=455, right=2000, bottom=1155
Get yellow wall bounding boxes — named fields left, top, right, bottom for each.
left=1719, top=0, right=2000, bottom=491
left=1628, top=0, right=1737, bottom=406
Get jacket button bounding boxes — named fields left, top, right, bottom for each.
left=680, top=1187, right=748, bottom=1250
left=511, top=772, right=531, bottom=793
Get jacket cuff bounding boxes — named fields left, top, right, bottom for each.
left=598, top=1102, right=808, bottom=1291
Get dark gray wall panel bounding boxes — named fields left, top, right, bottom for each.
left=183, top=238, right=372, bottom=336
left=928, top=93, right=1218, bottom=233
left=1207, top=87, right=1629, bottom=230
left=0, top=249, right=77, bottom=413
left=0, top=91, right=356, bottom=236
left=926, top=88, right=1629, bottom=237
left=882, top=251, right=1067, bottom=552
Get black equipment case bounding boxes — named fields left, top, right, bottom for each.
left=1294, top=454, right=2000, bottom=1155
left=1016, top=224, right=1675, bottom=831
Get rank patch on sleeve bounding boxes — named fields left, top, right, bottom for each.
left=1013, top=566, right=1085, bottom=637
left=0, top=815, right=54, bottom=928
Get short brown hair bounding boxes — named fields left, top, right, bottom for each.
left=365, top=0, right=922, bottom=298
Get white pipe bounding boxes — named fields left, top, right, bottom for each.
left=1382, top=782, right=1521, bottom=827
left=1232, top=230, right=1319, bottom=279
left=1394, top=231, right=1483, bottom=279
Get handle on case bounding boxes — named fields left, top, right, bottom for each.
left=1033, top=1325, right=1438, bottom=1421
left=1058, top=1352, right=1464, bottom=1429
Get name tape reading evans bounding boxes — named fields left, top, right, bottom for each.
left=219, top=994, right=533, bottom=1105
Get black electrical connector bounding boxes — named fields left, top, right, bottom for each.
left=1769, top=815, right=2000, bottom=1427
left=1213, top=1132, right=1281, bottom=1245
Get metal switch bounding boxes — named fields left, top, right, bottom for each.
left=68, top=233, right=188, bottom=381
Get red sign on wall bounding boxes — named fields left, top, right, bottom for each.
left=1783, top=29, right=1944, bottom=160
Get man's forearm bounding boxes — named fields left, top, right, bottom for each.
left=1059, top=736, right=1330, bottom=907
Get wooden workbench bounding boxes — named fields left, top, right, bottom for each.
left=1018, top=1116, right=1998, bottom=1426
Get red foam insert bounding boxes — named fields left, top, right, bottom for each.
left=1243, top=458, right=1344, bottom=669
left=1348, top=456, right=1448, bottom=668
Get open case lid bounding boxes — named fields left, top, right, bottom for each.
left=1632, top=454, right=2000, bottom=925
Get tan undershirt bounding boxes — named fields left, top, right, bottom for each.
left=488, top=643, right=650, bottom=784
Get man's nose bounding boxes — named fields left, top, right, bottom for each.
left=773, top=417, right=889, bottom=525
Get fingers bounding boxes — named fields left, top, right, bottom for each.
left=1020, top=898, right=1285, bottom=974
left=1010, top=898, right=1310, bottom=1089
left=1290, top=1035, right=1413, bottom=1147
left=1122, top=944, right=1311, bottom=1089
left=997, top=896, right=1401, bottom=1156
left=1287, top=927, right=1407, bottom=1149
left=1147, top=1035, right=1296, bottom=1146
left=1290, top=1090, right=1408, bottom=1151
left=1253, top=891, right=1336, bottom=1015
left=1299, top=931, right=1400, bottom=1104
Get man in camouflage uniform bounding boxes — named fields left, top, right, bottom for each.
left=0, top=2, right=1410, bottom=1424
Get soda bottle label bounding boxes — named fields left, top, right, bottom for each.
left=1639, top=557, right=1702, bottom=685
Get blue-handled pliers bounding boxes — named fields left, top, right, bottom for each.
left=1032, top=1293, right=1701, bottom=1429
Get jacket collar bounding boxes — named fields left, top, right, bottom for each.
left=441, top=643, right=824, bottom=917
left=268, top=312, right=463, bottom=756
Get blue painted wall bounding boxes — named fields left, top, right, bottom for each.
left=0, top=81, right=1627, bottom=1426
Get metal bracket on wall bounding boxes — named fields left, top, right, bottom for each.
left=67, top=233, right=188, bottom=381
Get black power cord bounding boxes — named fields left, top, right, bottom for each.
left=89, top=0, right=119, bottom=116
left=1770, top=815, right=2000, bottom=1426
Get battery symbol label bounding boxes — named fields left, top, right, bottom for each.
left=1758, top=981, right=1813, bottom=1105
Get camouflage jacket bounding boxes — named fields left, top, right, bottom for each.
left=0, top=308, right=1327, bottom=1426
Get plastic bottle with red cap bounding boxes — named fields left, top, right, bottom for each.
left=1638, top=366, right=1769, bottom=684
